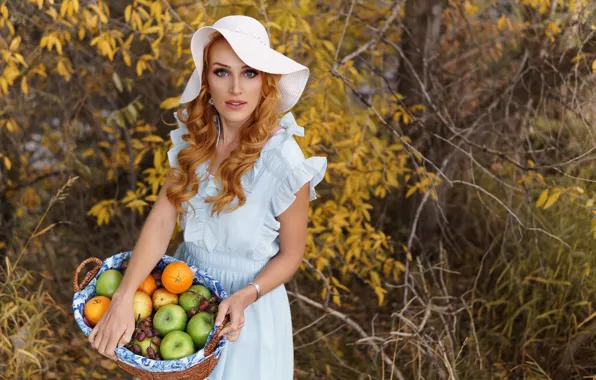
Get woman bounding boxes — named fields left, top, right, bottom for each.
left=88, top=15, right=327, bottom=379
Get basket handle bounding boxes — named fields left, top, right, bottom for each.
left=73, top=257, right=103, bottom=292
left=204, top=314, right=230, bottom=356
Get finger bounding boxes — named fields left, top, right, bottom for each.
left=215, top=302, right=229, bottom=327
left=88, top=324, right=98, bottom=344
left=103, top=327, right=125, bottom=359
left=229, top=306, right=243, bottom=332
left=118, top=323, right=134, bottom=348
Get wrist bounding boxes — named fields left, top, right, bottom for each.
left=112, top=288, right=135, bottom=303
left=238, top=285, right=258, bottom=308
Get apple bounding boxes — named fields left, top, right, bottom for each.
left=132, top=291, right=153, bottom=321
left=153, top=304, right=188, bottom=337
left=95, top=269, right=123, bottom=298
left=188, top=285, right=211, bottom=300
left=178, top=290, right=202, bottom=312
left=186, top=312, right=215, bottom=349
left=152, top=288, right=179, bottom=310
left=133, top=336, right=160, bottom=356
left=160, top=331, right=195, bottom=360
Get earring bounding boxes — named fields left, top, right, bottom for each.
left=208, top=97, right=214, bottom=105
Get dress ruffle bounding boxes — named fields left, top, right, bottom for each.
left=167, top=110, right=190, bottom=169
left=270, top=156, right=327, bottom=217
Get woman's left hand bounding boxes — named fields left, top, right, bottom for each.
left=215, top=287, right=256, bottom=342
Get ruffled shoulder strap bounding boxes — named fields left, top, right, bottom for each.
left=266, top=115, right=327, bottom=217
left=167, top=110, right=190, bottom=169
left=262, top=112, right=305, bottom=152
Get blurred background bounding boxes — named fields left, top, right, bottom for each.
left=2, top=0, right=596, bottom=378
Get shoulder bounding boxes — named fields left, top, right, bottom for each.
left=261, top=113, right=308, bottom=177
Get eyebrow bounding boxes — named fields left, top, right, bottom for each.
left=213, top=62, right=251, bottom=69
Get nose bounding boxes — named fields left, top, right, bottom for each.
left=228, top=75, right=242, bottom=95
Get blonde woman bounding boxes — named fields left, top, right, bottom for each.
left=88, top=15, right=327, bottom=380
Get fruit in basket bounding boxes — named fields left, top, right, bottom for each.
left=152, top=288, right=179, bottom=310
left=186, top=312, right=215, bottom=349
left=178, top=290, right=202, bottom=312
left=138, top=275, right=158, bottom=296
left=133, top=335, right=160, bottom=357
left=188, top=284, right=212, bottom=300
left=160, top=331, right=195, bottom=360
left=132, top=291, right=153, bottom=321
left=161, top=262, right=193, bottom=294
left=84, top=296, right=111, bottom=326
left=95, top=269, right=123, bottom=298
left=153, top=304, right=188, bottom=337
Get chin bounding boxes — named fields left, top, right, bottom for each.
left=219, top=109, right=256, bottom=124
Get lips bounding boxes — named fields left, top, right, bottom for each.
left=225, top=100, right=246, bottom=105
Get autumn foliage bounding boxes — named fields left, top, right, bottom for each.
left=2, top=0, right=596, bottom=379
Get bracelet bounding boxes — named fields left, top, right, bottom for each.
left=247, top=281, right=261, bottom=301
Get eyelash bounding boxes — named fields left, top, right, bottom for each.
left=213, top=69, right=259, bottom=78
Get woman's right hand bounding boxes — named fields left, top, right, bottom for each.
left=88, top=293, right=136, bottom=361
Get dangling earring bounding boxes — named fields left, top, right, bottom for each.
left=208, top=96, right=214, bottom=105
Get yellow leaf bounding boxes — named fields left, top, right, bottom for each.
left=592, top=59, right=596, bottom=73
left=3, top=156, right=11, bottom=170
left=543, top=189, right=561, bottom=209
left=20, top=77, right=28, bottom=95
left=536, top=189, right=549, bottom=208
left=160, top=97, right=180, bottom=109
left=142, top=135, right=164, bottom=143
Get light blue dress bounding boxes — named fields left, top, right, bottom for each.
left=166, top=109, right=327, bottom=380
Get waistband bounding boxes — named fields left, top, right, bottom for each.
left=176, top=242, right=271, bottom=276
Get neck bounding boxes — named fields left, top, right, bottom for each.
left=217, top=114, right=247, bottom=148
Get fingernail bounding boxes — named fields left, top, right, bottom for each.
left=215, top=320, right=220, bottom=326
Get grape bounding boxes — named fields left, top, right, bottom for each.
left=187, top=308, right=197, bottom=318
left=155, top=354, right=162, bottom=361
left=147, top=347, right=156, bottom=357
left=146, top=329, right=153, bottom=338
left=151, top=337, right=161, bottom=346
left=156, top=279, right=162, bottom=288
left=150, top=270, right=161, bottom=280
left=132, top=345, right=141, bottom=355
left=137, top=332, right=146, bottom=342
left=199, top=300, right=209, bottom=312
left=152, top=329, right=160, bottom=337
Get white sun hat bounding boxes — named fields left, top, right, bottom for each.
left=179, top=15, right=310, bottom=113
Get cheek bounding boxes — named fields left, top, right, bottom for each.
left=247, top=79, right=263, bottom=101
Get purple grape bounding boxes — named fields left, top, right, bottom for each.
left=137, top=332, right=146, bottom=342
left=147, top=347, right=156, bottom=357
left=155, top=354, right=162, bottom=361
left=151, top=337, right=161, bottom=346
left=152, top=329, right=160, bottom=337
left=132, top=345, right=141, bottom=355
left=199, top=300, right=209, bottom=312
left=146, top=329, right=154, bottom=338
left=156, top=279, right=162, bottom=288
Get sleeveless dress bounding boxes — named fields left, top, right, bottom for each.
left=166, top=110, right=327, bottom=380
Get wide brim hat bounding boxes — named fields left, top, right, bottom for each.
left=179, top=15, right=310, bottom=113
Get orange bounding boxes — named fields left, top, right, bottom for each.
left=161, top=262, right=193, bottom=294
left=84, top=296, right=111, bottom=326
left=138, top=275, right=158, bottom=296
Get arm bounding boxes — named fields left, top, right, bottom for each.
left=111, top=175, right=179, bottom=303
left=237, top=182, right=310, bottom=306
left=89, top=175, right=179, bottom=359
left=215, top=183, right=310, bottom=340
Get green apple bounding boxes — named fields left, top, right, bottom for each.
left=160, top=331, right=195, bottom=360
left=178, top=290, right=202, bottom=312
left=188, top=285, right=211, bottom=300
left=186, top=312, right=215, bottom=349
left=95, top=269, right=123, bottom=298
left=153, top=304, right=188, bottom=337
left=133, top=336, right=160, bottom=356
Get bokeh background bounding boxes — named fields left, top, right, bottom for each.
left=2, top=0, right=596, bottom=379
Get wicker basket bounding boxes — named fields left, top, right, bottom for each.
left=72, top=253, right=230, bottom=380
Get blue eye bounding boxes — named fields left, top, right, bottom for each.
left=245, top=70, right=259, bottom=78
left=214, top=69, right=228, bottom=77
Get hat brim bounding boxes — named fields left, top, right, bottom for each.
left=179, top=27, right=309, bottom=113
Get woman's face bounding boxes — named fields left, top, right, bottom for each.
left=206, top=39, right=263, bottom=125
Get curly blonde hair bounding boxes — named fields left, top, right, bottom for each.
left=166, top=33, right=282, bottom=217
